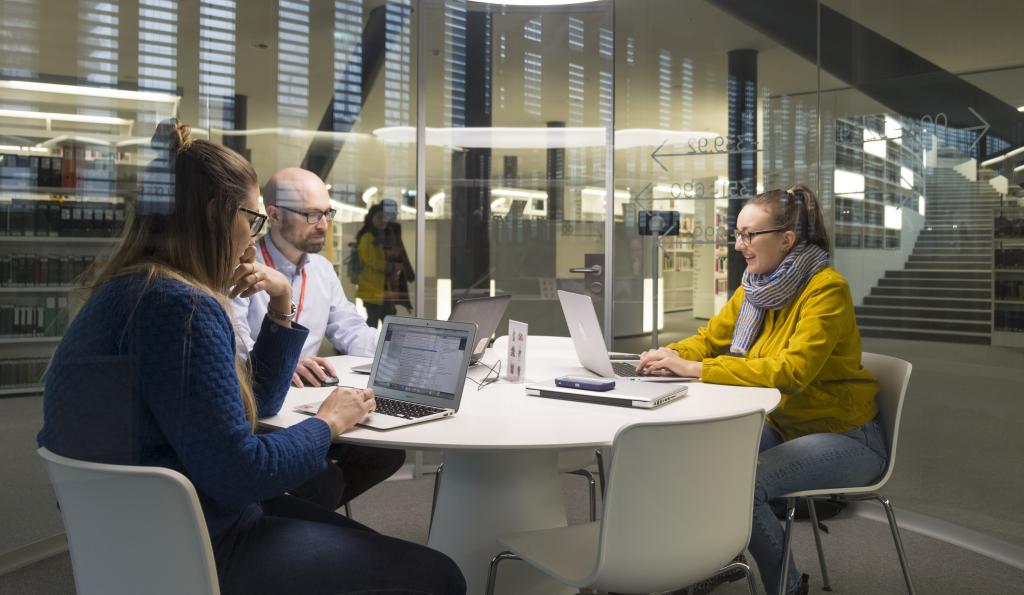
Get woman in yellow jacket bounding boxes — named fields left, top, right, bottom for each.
left=355, top=202, right=414, bottom=327
left=638, top=185, right=887, bottom=595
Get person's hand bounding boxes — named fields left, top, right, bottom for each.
left=636, top=347, right=701, bottom=378
left=292, top=356, right=338, bottom=388
left=229, top=244, right=291, bottom=300
left=315, top=387, right=376, bottom=435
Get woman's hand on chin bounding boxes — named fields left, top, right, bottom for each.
left=636, top=347, right=701, bottom=378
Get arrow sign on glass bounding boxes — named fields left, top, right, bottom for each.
left=964, top=107, right=990, bottom=151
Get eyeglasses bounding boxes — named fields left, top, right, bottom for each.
left=733, top=227, right=786, bottom=245
left=278, top=205, right=337, bottom=224
left=238, top=207, right=267, bottom=237
left=467, top=359, right=502, bottom=391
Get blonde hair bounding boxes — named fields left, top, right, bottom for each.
left=88, top=120, right=260, bottom=425
left=748, top=183, right=831, bottom=252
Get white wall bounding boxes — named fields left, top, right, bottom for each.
left=834, top=209, right=925, bottom=305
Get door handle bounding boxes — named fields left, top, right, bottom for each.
left=569, top=264, right=603, bottom=275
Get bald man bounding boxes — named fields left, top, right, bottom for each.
left=232, top=167, right=404, bottom=510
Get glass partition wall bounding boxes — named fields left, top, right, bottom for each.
left=2, top=0, right=1023, bottom=567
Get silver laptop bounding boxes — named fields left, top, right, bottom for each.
left=350, top=295, right=510, bottom=374
left=525, top=378, right=687, bottom=409
left=557, top=290, right=697, bottom=383
left=450, top=294, right=512, bottom=363
left=297, top=316, right=478, bottom=430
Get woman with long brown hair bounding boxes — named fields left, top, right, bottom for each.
left=638, top=185, right=886, bottom=595
left=37, top=120, right=465, bottom=595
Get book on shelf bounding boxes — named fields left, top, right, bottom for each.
left=0, top=197, right=124, bottom=238
left=0, top=357, right=50, bottom=390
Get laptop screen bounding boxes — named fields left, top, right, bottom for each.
left=372, top=323, right=470, bottom=401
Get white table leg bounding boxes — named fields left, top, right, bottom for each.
left=428, top=449, right=575, bottom=595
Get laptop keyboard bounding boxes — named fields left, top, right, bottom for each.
left=375, top=397, right=445, bottom=420
left=612, top=360, right=643, bottom=377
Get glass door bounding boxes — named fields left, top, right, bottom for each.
left=417, top=0, right=615, bottom=345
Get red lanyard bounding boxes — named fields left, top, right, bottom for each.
left=259, top=236, right=306, bottom=323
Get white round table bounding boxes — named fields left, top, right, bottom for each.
left=261, top=337, right=780, bottom=595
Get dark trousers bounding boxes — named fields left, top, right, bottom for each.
left=365, top=302, right=396, bottom=328
left=291, top=444, right=407, bottom=510
left=214, top=494, right=466, bottom=595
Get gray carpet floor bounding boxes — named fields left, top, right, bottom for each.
left=3, top=470, right=1023, bottom=595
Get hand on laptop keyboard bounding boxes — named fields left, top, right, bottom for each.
left=314, top=387, right=377, bottom=435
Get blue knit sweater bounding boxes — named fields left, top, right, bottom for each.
left=38, top=274, right=333, bottom=538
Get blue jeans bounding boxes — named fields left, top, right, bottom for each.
left=213, top=494, right=466, bottom=595
left=750, top=420, right=887, bottom=595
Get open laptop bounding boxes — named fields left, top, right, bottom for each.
left=558, top=290, right=697, bottom=383
left=525, top=378, right=687, bottom=409
left=351, top=294, right=510, bottom=373
left=449, top=294, right=512, bottom=364
left=296, top=316, right=478, bottom=430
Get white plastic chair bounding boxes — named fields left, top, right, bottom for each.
left=38, top=447, right=220, bottom=595
left=777, top=352, right=915, bottom=595
left=486, top=409, right=766, bottom=595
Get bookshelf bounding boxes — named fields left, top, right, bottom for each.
left=661, top=220, right=694, bottom=312
left=832, top=115, right=924, bottom=250
left=0, top=141, right=127, bottom=396
left=993, top=206, right=1024, bottom=347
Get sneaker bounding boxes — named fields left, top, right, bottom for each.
left=674, top=555, right=749, bottom=595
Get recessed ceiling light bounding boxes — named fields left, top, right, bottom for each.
left=0, top=80, right=178, bottom=104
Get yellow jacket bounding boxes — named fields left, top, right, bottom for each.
left=355, top=232, right=388, bottom=305
left=667, top=267, right=878, bottom=441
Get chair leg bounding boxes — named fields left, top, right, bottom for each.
left=486, top=551, right=520, bottom=595
left=778, top=497, right=796, bottom=595
left=566, top=468, right=598, bottom=522
left=805, top=498, right=832, bottom=591
left=343, top=502, right=352, bottom=518
left=717, top=559, right=759, bottom=595
left=428, top=463, right=443, bottom=535
left=594, top=448, right=607, bottom=498
left=876, top=495, right=917, bottom=595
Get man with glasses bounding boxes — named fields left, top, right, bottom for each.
left=232, top=167, right=405, bottom=512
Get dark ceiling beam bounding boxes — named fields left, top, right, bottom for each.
left=300, top=6, right=388, bottom=180
left=707, top=0, right=1024, bottom=155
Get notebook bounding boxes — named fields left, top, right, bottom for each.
left=525, top=379, right=688, bottom=409
left=350, top=294, right=510, bottom=374
left=558, top=290, right=698, bottom=382
left=297, top=316, right=477, bottom=430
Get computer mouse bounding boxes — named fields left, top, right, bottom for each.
left=302, top=366, right=340, bottom=387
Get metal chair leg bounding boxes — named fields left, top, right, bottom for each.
left=805, top=498, right=832, bottom=591
left=594, top=448, right=607, bottom=497
left=717, top=559, right=759, bottom=595
left=486, top=551, right=520, bottom=595
left=566, top=468, right=598, bottom=522
left=343, top=502, right=352, bottom=518
left=778, top=497, right=796, bottom=595
left=428, top=462, right=443, bottom=535
left=877, top=495, right=917, bottom=595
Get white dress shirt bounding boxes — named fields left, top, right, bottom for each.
left=232, top=236, right=379, bottom=359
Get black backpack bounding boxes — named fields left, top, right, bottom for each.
left=344, top=240, right=361, bottom=285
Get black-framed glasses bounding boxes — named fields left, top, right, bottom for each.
left=238, top=207, right=267, bottom=237
left=733, top=227, right=786, bottom=245
left=278, top=205, right=337, bottom=224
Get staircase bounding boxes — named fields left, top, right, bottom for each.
left=856, top=160, right=1000, bottom=344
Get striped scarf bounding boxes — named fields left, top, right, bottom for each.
left=730, top=243, right=831, bottom=356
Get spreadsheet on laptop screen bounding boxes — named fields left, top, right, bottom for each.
left=373, top=325, right=469, bottom=400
